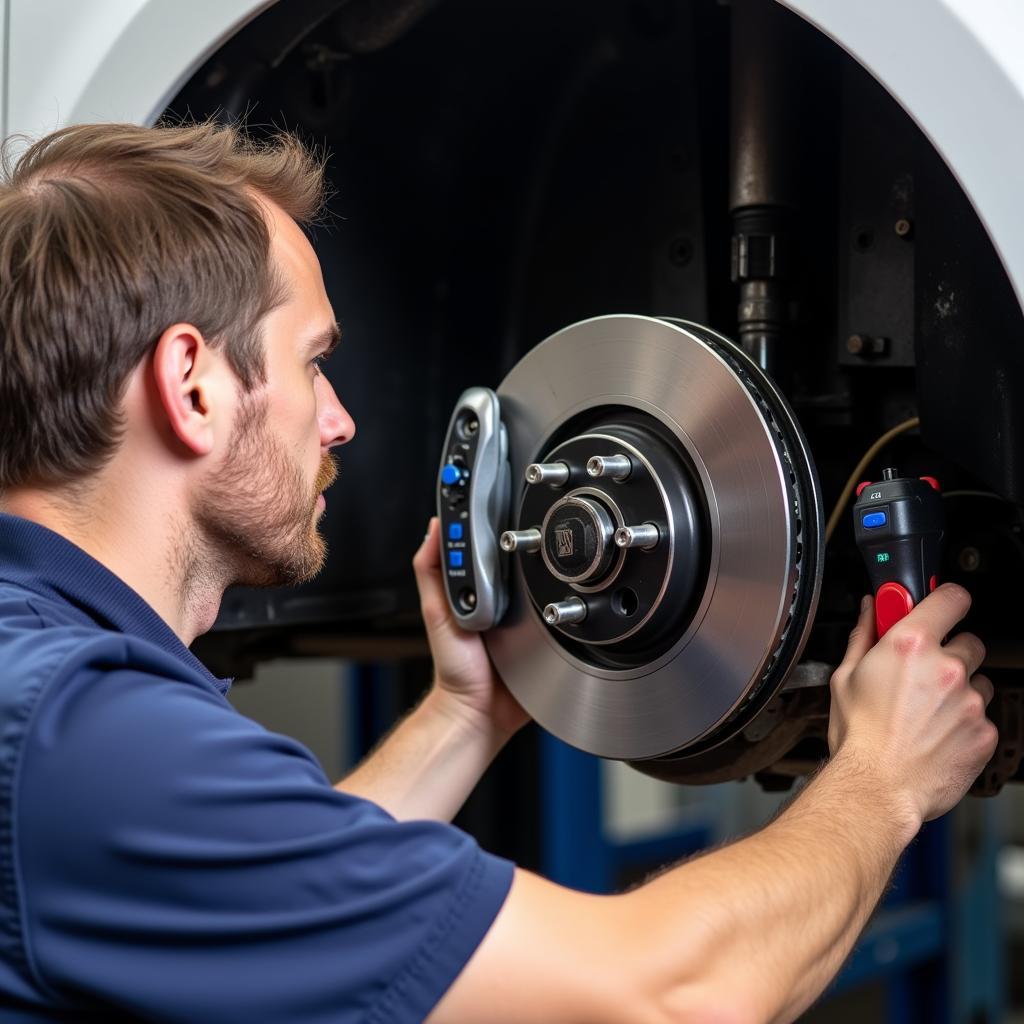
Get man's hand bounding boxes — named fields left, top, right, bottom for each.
left=412, top=517, right=530, bottom=742
left=336, top=518, right=529, bottom=821
left=828, top=583, right=998, bottom=838
left=432, top=585, right=1000, bottom=1024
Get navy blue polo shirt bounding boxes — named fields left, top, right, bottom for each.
left=0, top=513, right=513, bottom=1022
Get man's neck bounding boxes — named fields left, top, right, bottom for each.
left=1, top=485, right=226, bottom=645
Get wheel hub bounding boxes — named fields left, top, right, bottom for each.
left=515, top=420, right=706, bottom=655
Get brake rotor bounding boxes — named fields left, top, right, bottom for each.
left=486, top=315, right=823, bottom=765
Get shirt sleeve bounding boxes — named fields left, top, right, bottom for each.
left=14, top=637, right=514, bottom=1024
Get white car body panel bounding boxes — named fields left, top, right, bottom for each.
left=5, top=0, right=271, bottom=141
left=782, top=0, right=1024, bottom=311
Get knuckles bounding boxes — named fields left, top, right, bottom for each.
left=937, top=657, right=968, bottom=692
left=968, top=722, right=999, bottom=770
left=981, top=721, right=1000, bottom=756
left=962, top=689, right=985, bottom=720
left=952, top=631, right=986, bottom=667
left=973, top=675, right=995, bottom=704
left=891, top=626, right=930, bottom=659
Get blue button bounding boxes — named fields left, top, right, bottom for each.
left=449, top=550, right=464, bottom=568
left=862, top=511, right=888, bottom=529
left=448, top=523, right=463, bottom=541
left=440, top=464, right=461, bottom=486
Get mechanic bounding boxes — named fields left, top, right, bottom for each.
left=0, top=120, right=997, bottom=1023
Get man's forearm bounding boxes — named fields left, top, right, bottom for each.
left=335, top=686, right=511, bottom=822
left=623, top=751, right=917, bottom=1023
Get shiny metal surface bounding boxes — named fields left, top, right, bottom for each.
left=548, top=484, right=629, bottom=602
left=525, top=462, right=570, bottom=486
left=614, top=523, right=660, bottom=550
left=539, top=494, right=616, bottom=585
left=487, top=315, right=823, bottom=761
left=543, top=597, right=588, bottom=626
left=586, top=454, right=632, bottom=481
left=500, top=528, right=542, bottom=553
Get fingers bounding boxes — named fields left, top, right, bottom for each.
left=834, top=596, right=875, bottom=678
left=970, top=673, right=995, bottom=708
left=412, top=518, right=450, bottom=632
left=413, top=517, right=441, bottom=575
left=889, top=583, right=971, bottom=644
left=943, top=631, right=987, bottom=678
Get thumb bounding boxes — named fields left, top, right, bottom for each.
left=412, top=518, right=451, bottom=632
left=837, top=595, right=876, bottom=676
left=413, top=517, right=441, bottom=574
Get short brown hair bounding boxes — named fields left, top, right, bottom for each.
left=0, top=119, right=326, bottom=491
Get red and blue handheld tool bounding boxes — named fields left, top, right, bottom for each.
left=852, top=467, right=945, bottom=638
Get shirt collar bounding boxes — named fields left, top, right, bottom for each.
left=0, top=512, right=232, bottom=695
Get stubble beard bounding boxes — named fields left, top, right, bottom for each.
left=191, top=390, right=338, bottom=589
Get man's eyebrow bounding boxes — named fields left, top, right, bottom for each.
left=307, top=323, right=342, bottom=357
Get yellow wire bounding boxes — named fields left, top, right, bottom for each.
left=824, top=417, right=921, bottom=544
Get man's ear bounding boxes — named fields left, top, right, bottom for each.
left=151, top=324, right=220, bottom=456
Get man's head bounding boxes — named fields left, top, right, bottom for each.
left=186, top=193, right=352, bottom=589
left=0, top=120, right=355, bottom=589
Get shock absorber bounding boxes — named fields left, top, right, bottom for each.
left=729, top=0, right=804, bottom=382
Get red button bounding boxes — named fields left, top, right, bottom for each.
left=929, top=575, right=937, bottom=593
left=921, top=476, right=941, bottom=492
left=856, top=481, right=872, bottom=497
left=876, top=582, right=915, bottom=638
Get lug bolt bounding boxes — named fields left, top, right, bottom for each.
left=525, top=462, right=570, bottom=486
left=543, top=597, right=588, bottom=626
left=500, top=528, right=542, bottom=553
left=614, top=523, right=660, bottom=550
left=586, top=454, right=632, bottom=482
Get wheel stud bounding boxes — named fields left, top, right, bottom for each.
left=500, top=528, right=542, bottom=553
left=614, top=524, right=660, bottom=551
left=543, top=597, right=587, bottom=625
left=525, top=462, right=570, bottom=486
left=586, top=454, right=632, bottom=482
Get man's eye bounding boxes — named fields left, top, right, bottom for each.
left=311, top=355, right=326, bottom=376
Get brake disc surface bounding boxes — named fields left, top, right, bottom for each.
left=486, top=315, right=823, bottom=762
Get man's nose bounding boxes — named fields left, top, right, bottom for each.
left=317, top=375, right=356, bottom=448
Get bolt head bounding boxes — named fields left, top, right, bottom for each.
left=958, top=546, right=981, bottom=573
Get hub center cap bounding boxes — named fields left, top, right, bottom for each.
left=541, top=495, right=615, bottom=584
